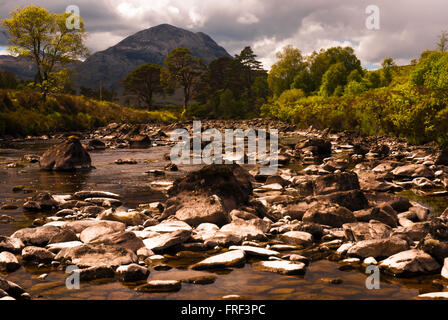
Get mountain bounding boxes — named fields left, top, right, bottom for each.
left=74, top=24, right=231, bottom=91
left=0, top=55, right=36, bottom=79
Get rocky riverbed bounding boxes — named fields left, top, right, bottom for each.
left=1, top=119, right=448, bottom=300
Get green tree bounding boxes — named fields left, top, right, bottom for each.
left=268, top=45, right=306, bottom=97
left=308, top=46, right=362, bottom=93
left=344, top=79, right=368, bottom=95
left=381, top=57, right=396, bottom=86
left=347, top=69, right=363, bottom=83
left=163, top=48, right=205, bottom=111
left=437, top=30, right=448, bottom=52
left=410, top=51, right=448, bottom=97
left=1, top=5, right=88, bottom=99
left=365, top=71, right=382, bottom=88
left=123, top=63, right=163, bottom=108
left=292, top=69, right=314, bottom=95
left=319, top=62, right=348, bottom=96
left=235, top=46, right=266, bottom=90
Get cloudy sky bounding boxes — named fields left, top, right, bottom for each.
left=0, top=0, right=447, bottom=69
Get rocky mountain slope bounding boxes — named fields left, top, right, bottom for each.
left=74, top=24, right=231, bottom=91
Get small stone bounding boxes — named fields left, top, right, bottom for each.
left=191, top=250, right=246, bottom=270
left=116, top=263, right=150, bottom=282
left=253, top=260, right=307, bottom=275
left=136, top=280, right=181, bottom=292
left=38, top=273, right=48, bottom=281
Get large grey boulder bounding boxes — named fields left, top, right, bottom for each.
left=39, top=136, right=92, bottom=171
left=303, top=202, right=356, bottom=227
left=379, top=249, right=440, bottom=276
left=347, top=237, right=410, bottom=258
left=55, top=244, right=137, bottom=268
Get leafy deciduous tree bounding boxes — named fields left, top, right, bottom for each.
left=268, top=45, right=306, bottom=97
left=1, top=5, right=88, bottom=99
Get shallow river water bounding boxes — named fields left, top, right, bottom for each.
left=0, top=139, right=446, bottom=300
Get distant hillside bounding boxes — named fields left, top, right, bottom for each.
left=0, top=55, right=35, bottom=79
left=74, top=24, right=231, bottom=92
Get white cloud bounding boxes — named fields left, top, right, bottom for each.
left=237, top=13, right=259, bottom=25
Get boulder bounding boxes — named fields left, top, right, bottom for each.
left=89, top=231, right=144, bottom=252
left=391, top=164, right=434, bottom=179
left=116, top=263, right=150, bottom=282
left=0, top=236, right=24, bottom=254
left=174, top=195, right=229, bottom=227
left=0, top=252, right=20, bottom=272
left=392, top=222, right=431, bottom=242
left=353, top=205, right=398, bottom=228
left=12, top=225, right=65, bottom=246
left=280, top=231, right=314, bottom=246
left=253, top=260, right=306, bottom=275
left=145, top=220, right=192, bottom=233
left=55, top=244, right=137, bottom=268
left=128, top=135, right=151, bottom=148
left=312, top=190, right=368, bottom=211
left=417, top=235, right=448, bottom=263
left=72, top=266, right=115, bottom=281
left=80, top=223, right=122, bottom=243
left=98, top=210, right=148, bottom=226
left=347, top=237, right=410, bottom=259
left=343, top=220, right=392, bottom=242
left=219, top=218, right=270, bottom=242
left=379, top=249, right=440, bottom=276
left=191, top=250, right=246, bottom=270
left=302, top=202, right=356, bottom=227
left=39, top=136, right=92, bottom=171
left=143, top=229, right=191, bottom=252
left=313, top=172, right=360, bottom=195
left=168, top=164, right=253, bottom=211
left=297, top=138, right=332, bottom=157
left=0, top=277, right=26, bottom=300
left=228, top=245, right=280, bottom=258
left=62, top=219, right=126, bottom=234
left=22, top=246, right=55, bottom=263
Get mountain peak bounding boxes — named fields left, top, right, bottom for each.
left=74, top=24, right=230, bottom=91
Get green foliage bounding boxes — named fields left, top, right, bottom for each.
left=410, top=51, right=448, bottom=97
left=268, top=45, right=305, bottom=97
left=122, top=63, right=163, bottom=108
left=192, top=46, right=268, bottom=119
left=1, top=5, right=88, bottom=98
left=344, top=79, right=369, bottom=95
left=0, top=89, right=177, bottom=136
left=319, top=62, right=348, bottom=96
left=262, top=47, right=448, bottom=146
left=163, top=48, right=205, bottom=110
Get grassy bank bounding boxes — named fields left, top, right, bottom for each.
left=0, top=89, right=178, bottom=137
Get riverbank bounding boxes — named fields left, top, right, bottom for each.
left=1, top=120, right=448, bottom=300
